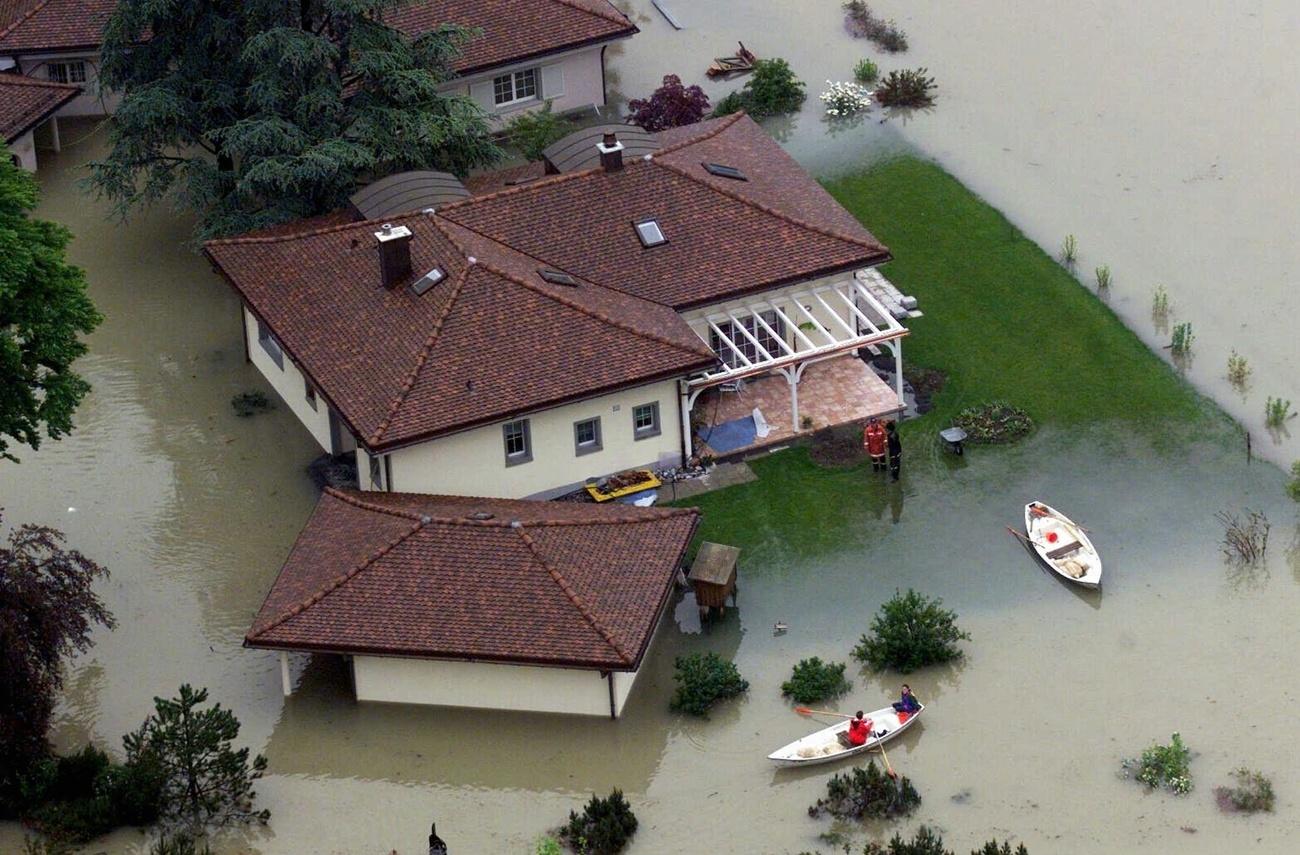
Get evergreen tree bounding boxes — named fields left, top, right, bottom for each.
left=126, top=685, right=269, bottom=834
left=89, top=0, right=502, bottom=240
left=0, top=153, right=101, bottom=461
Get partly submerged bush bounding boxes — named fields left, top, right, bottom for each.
left=11, top=744, right=163, bottom=843
left=860, top=828, right=1029, bottom=855
left=853, top=589, right=969, bottom=672
left=627, top=74, right=710, bottom=132
left=712, top=58, right=806, bottom=119
left=1214, top=768, right=1274, bottom=814
left=1121, top=732, right=1192, bottom=795
left=560, top=789, right=637, bottom=854
left=843, top=1, right=908, bottom=52
left=781, top=658, right=852, bottom=704
left=874, top=68, right=937, bottom=108
left=504, top=100, right=574, bottom=162
left=230, top=391, right=273, bottom=417
left=670, top=653, right=748, bottom=716
left=1288, top=461, right=1300, bottom=502
left=711, top=90, right=747, bottom=118
left=821, top=81, right=873, bottom=117
left=854, top=58, right=880, bottom=84
left=809, top=761, right=920, bottom=820
left=953, top=402, right=1034, bottom=444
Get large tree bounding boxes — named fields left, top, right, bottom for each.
left=89, top=0, right=503, bottom=240
left=0, top=153, right=102, bottom=462
left=0, top=514, right=113, bottom=780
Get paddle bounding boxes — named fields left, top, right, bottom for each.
left=1029, top=505, right=1093, bottom=533
left=873, top=733, right=900, bottom=782
left=794, top=707, right=853, bottom=718
left=1005, top=525, right=1033, bottom=545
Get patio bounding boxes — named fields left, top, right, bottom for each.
left=693, top=355, right=903, bottom=457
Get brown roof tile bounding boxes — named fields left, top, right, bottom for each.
left=0, top=74, right=78, bottom=141
left=0, top=0, right=114, bottom=52
left=245, top=488, right=699, bottom=670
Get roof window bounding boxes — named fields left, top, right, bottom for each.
left=703, top=162, right=748, bottom=181
left=411, top=267, right=445, bottom=296
left=634, top=219, right=666, bottom=248
left=538, top=269, right=579, bottom=286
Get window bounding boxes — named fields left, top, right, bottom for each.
left=493, top=68, right=539, bottom=106
left=46, top=61, right=87, bottom=84
left=708, top=310, right=785, bottom=368
left=573, top=417, right=602, bottom=456
left=632, top=403, right=660, bottom=440
left=702, top=162, right=748, bottom=181
left=368, top=454, right=383, bottom=489
left=538, top=269, right=579, bottom=286
left=304, top=379, right=318, bottom=410
left=411, top=267, right=445, bottom=296
left=503, top=419, right=532, bottom=465
left=634, top=219, right=666, bottom=248
left=256, top=318, right=284, bottom=369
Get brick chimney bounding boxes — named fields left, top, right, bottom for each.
left=596, top=131, right=624, bottom=173
left=374, top=223, right=413, bottom=288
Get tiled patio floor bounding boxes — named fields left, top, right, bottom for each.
left=694, top=355, right=902, bottom=457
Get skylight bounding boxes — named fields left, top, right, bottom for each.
left=411, top=267, right=445, bottom=296
left=703, top=162, right=748, bottom=181
left=634, top=219, right=666, bottom=248
left=538, top=269, right=579, bottom=286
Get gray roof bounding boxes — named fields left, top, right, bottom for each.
left=349, top=171, right=471, bottom=219
left=542, top=124, right=659, bottom=173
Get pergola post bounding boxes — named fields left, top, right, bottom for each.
left=887, top=339, right=904, bottom=408
left=780, top=366, right=799, bottom=431
left=678, top=381, right=694, bottom=461
left=279, top=651, right=293, bottom=697
left=48, top=116, right=61, bottom=152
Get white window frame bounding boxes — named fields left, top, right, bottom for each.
left=492, top=67, right=540, bottom=107
left=503, top=419, right=533, bottom=466
left=46, top=60, right=87, bottom=84
left=573, top=417, right=602, bottom=456
left=256, top=318, right=284, bottom=370
left=632, top=402, right=660, bottom=440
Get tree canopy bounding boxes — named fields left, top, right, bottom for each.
left=0, top=154, right=101, bottom=462
left=89, top=0, right=503, bottom=241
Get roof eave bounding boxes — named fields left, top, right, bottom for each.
left=243, top=636, right=641, bottom=673
left=452, top=25, right=637, bottom=78
left=2, top=86, right=80, bottom=142
left=670, top=253, right=894, bottom=312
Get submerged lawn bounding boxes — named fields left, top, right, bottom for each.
left=678, top=156, right=1215, bottom=552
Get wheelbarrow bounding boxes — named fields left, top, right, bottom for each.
left=939, top=426, right=967, bottom=455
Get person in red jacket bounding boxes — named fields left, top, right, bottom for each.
left=838, top=711, right=873, bottom=748
left=863, top=418, right=887, bottom=473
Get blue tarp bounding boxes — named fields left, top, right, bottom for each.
left=699, top=416, right=758, bottom=453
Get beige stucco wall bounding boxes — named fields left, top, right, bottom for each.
left=9, top=129, right=37, bottom=171
left=352, top=655, right=638, bottom=717
left=243, top=306, right=335, bottom=454
left=16, top=52, right=119, bottom=116
left=451, top=45, right=609, bottom=128
left=383, top=378, right=683, bottom=499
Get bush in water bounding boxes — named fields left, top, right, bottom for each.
left=627, top=74, right=710, bottom=132
left=953, top=402, right=1034, bottom=444
left=670, top=652, right=748, bottom=716
left=853, top=589, right=970, bottom=672
left=560, top=789, right=637, bottom=854
left=1121, top=732, right=1192, bottom=795
left=781, top=657, right=852, bottom=704
left=808, top=760, right=920, bottom=820
left=1214, top=768, right=1274, bottom=814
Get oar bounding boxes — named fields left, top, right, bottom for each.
left=794, top=706, right=852, bottom=718
left=1006, top=525, right=1033, bottom=545
left=1030, top=505, right=1093, bottom=533
left=873, top=733, right=899, bottom=781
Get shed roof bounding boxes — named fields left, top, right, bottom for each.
left=541, top=123, right=659, bottom=173
left=0, top=73, right=78, bottom=141
left=348, top=170, right=470, bottom=219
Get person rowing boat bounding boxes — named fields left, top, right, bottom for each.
left=836, top=711, right=872, bottom=748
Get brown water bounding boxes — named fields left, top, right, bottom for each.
left=611, top=0, right=1300, bottom=468
left=1, top=72, right=1299, bottom=854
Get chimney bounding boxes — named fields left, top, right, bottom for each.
left=374, top=223, right=413, bottom=288
left=596, top=131, right=624, bottom=173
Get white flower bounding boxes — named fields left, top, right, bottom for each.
left=819, top=80, right=872, bottom=116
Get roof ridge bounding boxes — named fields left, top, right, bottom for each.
left=322, top=486, right=427, bottom=521
left=651, top=154, right=887, bottom=253
left=513, top=525, right=633, bottom=665
left=205, top=209, right=424, bottom=247
left=249, top=509, right=427, bottom=640
left=474, top=257, right=713, bottom=360
left=323, top=488, right=698, bottom=527
left=439, top=162, right=604, bottom=212
left=368, top=263, right=472, bottom=445
left=548, top=0, right=631, bottom=27
left=0, top=73, right=79, bottom=93
left=0, top=0, right=51, bottom=42
left=653, top=110, right=748, bottom=156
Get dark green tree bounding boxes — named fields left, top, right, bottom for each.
left=125, top=685, right=269, bottom=834
left=0, top=153, right=101, bottom=461
left=0, top=516, right=113, bottom=785
left=89, top=0, right=502, bottom=241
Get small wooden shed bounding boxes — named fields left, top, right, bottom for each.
left=688, top=541, right=740, bottom=615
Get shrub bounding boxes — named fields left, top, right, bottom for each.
left=670, top=652, right=748, bottom=716
left=971, top=843, right=1030, bottom=855
left=1094, top=265, right=1112, bottom=291
left=874, top=69, right=936, bottom=108
left=22, top=838, right=75, bottom=855
left=953, top=402, right=1034, bottom=444
left=1120, top=732, right=1192, bottom=795
left=626, top=74, right=710, bottom=132
left=1216, top=508, right=1269, bottom=564
left=781, top=658, right=852, bottom=704
left=860, top=828, right=1028, bottom=855
left=809, top=761, right=920, bottom=820
left=712, top=58, right=806, bottom=119
left=13, top=744, right=161, bottom=843
left=150, top=834, right=213, bottom=855
left=1226, top=350, right=1250, bottom=387
left=1288, top=461, right=1300, bottom=502
left=535, top=836, right=563, bottom=855
left=1265, top=396, right=1294, bottom=429
left=843, top=1, right=908, bottom=52
left=853, top=589, right=969, bottom=672
left=853, top=58, right=880, bottom=84
left=230, top=391, right=273, bottom=417
left=505, top=101, right=574, bottom=162
left=820, top=81, right=873, bottom=117
left=560, top=789, right=637, bottom=855
left=711, top=90, right=747, bottom=118
left=1214, top=768, right=1274, bottom=814
left=1059, top=234, right=1078, bottom=265
left=1151, top=284, right=1169, bottom=318
left=1169, top=322, right=1194, bottom=355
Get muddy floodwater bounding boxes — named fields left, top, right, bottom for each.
left=611, top=0, right=1300, bottom=467
left=3, top=10, right=1300, bottom=849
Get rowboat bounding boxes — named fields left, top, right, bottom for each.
left=767, top=703, right=923, bottom=767
left=1024, top=501, right=1102, bottom=588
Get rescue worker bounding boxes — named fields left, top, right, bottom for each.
left=886, top=420, right=902, bottom=482
left=863, top=418, right=887, bottom=473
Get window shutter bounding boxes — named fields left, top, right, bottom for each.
left=469, top=78, right=495, bottom=111
left=541, top=64, right=564, bottom=100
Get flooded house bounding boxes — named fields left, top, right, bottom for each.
left=0, top=74, right=78, bottom=170
left=0, top=0, right=637, bottom=124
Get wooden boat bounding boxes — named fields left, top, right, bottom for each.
left=768, top=703, right=923, bottom=767
left=1024, top=501, right=1102, bottom=588
left=706, top=42, right=757, bottom=78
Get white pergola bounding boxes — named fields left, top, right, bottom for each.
left=680, top=276, right=909, bottom=456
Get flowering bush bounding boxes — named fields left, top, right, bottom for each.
left=820, top=80, right=872, bottom=117
left=854, top=58, right=880, bottom=84
left=626, top=74, right=710, bottom=132
left=1121, top=733, right=1193, bottom=795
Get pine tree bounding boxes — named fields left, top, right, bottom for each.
left=89, top=0, right=503, bottom=241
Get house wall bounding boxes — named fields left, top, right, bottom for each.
left=243, top=306, right=337, bottom=455
left=8, top=129, right=37, bottom=171
left=381, top=378, right=682, bottom=499
left=449, top=45, right=608, bottom=128
left=352, top=655, right=639, bottom=717
left=16, top=52, right=118, bottom=116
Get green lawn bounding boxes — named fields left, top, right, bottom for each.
left=675, top=156, right=1214, bottom=552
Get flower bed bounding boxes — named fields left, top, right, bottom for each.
left=952, top=402, right=1034, bottom=444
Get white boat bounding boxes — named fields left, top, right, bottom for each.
left=767, top=703, right=923, bottom=767
left=1024, top=501, right=1102, bottom=588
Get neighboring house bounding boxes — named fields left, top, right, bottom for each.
left=206, top=113, right=914, bottom=501
left=0, top=0, right=635, bottom=121
left=245, top=488, right=698, bottom=717
left=0, top=73, right=78, bottom=169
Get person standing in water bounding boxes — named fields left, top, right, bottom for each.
left=886, top=420, right=902, bottom=482
left=863, top=417, right=887, bottom=473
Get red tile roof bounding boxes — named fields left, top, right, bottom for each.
left=0, top=73, right=78, bottom=141
left=0, top=0, right=114, bottom=53
left=206, top=114, right=890, bottom=448
left=245, top=488, right=699, bottom=670
left=384, top=0, right=636, bottom=75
